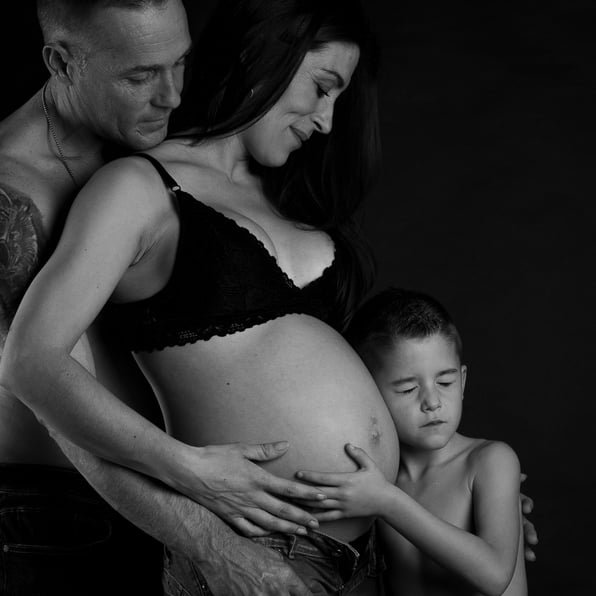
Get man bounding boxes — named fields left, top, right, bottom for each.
left=0, top=2, right=321, bottom=594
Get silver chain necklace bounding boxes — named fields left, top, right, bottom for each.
left=41, top=80, right=78, bottom=188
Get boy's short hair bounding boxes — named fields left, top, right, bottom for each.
left=346, top=287, right=463, bottom=359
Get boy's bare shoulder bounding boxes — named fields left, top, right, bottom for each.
left=466, top=439, right=521, bottom=482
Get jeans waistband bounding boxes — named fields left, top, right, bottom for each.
left=0, top=463, right=100, bottom=503
left=253, top=525, right=378, bottom=582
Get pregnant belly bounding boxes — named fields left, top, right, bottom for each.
left=137, top=315, right=400, bottom=541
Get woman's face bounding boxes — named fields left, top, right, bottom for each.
left=241, top=41, right=360, bottom=167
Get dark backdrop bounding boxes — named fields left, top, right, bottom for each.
left=3, top=1, right=594, bottom=593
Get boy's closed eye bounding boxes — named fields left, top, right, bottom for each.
left=396, top=384, right=418, bottom=395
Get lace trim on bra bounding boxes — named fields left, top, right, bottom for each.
left=131, top=307, right=322, bottom=353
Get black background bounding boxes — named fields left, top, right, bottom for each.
left=3, top=1, right=595, bottom=593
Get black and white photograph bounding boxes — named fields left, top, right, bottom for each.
left=1, top=1, right=594, bottom=594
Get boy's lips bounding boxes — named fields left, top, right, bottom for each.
left=421, top=419, right=446, bottom=427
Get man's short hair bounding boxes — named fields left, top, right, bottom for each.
left=346, top=287, right=464, bottom=359
left=37, top=0, right=169, bottom=42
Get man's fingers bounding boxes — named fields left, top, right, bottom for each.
left=244, top=506, right=313, bottom=535
left=522, top=518, right=538, bottom=544
left=524, top=545, right=537, bottom=563
left=230, top=516, right=270, bottom=538
left=520, top=493, right=534, bottom=514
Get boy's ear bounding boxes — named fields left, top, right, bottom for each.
left=460, top=364, right=467, bottom=397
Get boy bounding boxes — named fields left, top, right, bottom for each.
left=297, top=287, right=527, bottom=595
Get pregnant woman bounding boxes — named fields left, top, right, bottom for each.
left=1, top=0, right=398, bottom=593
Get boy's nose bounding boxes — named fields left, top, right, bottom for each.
left=421, top=390, right=441, bottom=411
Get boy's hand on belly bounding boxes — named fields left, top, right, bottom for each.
left=179, top=440, right=327, bottom=536
left=296, top=443, right=392, bottom=521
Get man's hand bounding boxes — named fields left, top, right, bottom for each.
left=191, top=534, right=313, bottom=596
left=177, top=440, right=326, bottom=536
left=520, top=473, right=538, bottom=562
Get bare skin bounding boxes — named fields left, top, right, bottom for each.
left=0, top=43, right=401, bottom=545
left=298, top=334, right=528, bottom=595
left=0, top=2, right=330, bottom=594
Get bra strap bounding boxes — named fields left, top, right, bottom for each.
left=134, top=153, right=181, bottom=192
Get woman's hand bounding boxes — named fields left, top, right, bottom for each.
left=295, top=443, right=391, bottom=521
left=176, top=440, right=327, bottom=537
left=520, top=473, right=538, bottom=562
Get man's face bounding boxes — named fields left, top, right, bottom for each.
left=72, top=0, right=191, bottom=150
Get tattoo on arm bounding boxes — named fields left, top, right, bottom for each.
left=0, top=185, right=46, bottom=345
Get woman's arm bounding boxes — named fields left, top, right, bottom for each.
left=298, top=442, right=522, bottom=596
left=55, top=434, right=313, bottom=596
left=0, top=157, right=324, bottom=535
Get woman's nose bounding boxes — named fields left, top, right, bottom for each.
left=312, top=101, right=333, bottom=134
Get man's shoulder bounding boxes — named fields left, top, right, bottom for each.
left=0, top=182, right=45, bottom=238
left=0, top=182, right=47, bottom=341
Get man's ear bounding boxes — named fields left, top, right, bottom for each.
left=460, top=364, right=467, bottom=398
left=42, top=42, right=75, bottom=82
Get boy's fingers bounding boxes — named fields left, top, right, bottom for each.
left=345, top=443, right=373, bottom=468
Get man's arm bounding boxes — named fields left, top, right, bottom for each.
left=55, top=433, right=312, bottom=596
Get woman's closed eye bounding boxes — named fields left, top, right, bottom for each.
left=315, top=83, right=331, bottom=98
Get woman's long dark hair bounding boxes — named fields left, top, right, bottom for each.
left=171, top=0, right=381, bottom=328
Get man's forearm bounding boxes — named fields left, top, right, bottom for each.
left=54, top=432, right=235, bottom=560
left=55, top=433, right=313, bottom=596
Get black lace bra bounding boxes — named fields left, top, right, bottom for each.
left=102, top=153, right=344, bottom=352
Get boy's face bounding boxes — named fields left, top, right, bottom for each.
left=364, top=333, right=467, bottom=451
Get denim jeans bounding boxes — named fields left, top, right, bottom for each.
left=0, top=464, right=162, bottom=596
left=163, top=525, right=385, bottom=596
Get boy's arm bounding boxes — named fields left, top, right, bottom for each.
left=299, top=442, right=523, bottom=596
left=55, top=433, right=313, bottom=596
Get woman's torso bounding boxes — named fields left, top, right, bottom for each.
left=108, top=142, right=400, bottom=541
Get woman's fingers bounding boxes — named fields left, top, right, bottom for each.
left=311, top=510, right=345, bottom=523
left=295, top=470, right=344, bottom=486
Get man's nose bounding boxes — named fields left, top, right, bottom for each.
left=153, top=70, right=182, bottom=110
